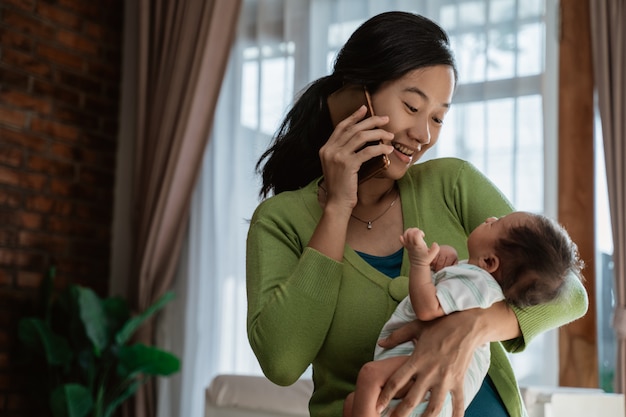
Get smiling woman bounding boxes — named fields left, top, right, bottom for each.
left=162, top=1, right=570, bottom=417
left=245, top=9, right=585, bottom=417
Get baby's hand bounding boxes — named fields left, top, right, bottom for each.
left=431, top=244, right=459, bottom=272
left=400, top=228, right=440, bottom=267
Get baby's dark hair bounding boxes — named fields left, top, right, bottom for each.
left=496, top=213, right=583, bottom=308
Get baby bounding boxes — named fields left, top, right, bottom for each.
left=344, top=211, right=583, bottom=417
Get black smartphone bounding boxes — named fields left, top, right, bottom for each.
left=326, top=84, right=390, bottom=183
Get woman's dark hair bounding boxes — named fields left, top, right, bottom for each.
left=256, top=11, right=458, bottom=197
left=496, top=214, right=584, bottom=308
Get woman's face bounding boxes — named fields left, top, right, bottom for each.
left=370, top=65, right=455, bottom=178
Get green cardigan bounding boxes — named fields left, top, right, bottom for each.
left=246, top=158, right=588, bottom=417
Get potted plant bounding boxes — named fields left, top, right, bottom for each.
left=18, top=267, right=180, bottom=417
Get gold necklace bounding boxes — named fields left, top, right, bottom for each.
left=318, top=183, right=398, bottom=230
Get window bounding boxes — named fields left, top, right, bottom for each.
left=595, top=112, right=616, bottom=392
left=197, top=0, right=560, bottom=389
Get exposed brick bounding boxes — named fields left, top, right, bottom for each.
left=30, top=117, right=80, bottom=142
left=0, top=268, right=15, bottom=286
left=0, top=230, right=18, bottom=247
left=51, top=105, right=99, bottom=130
left=0, top=143, right=23, bottom=168
left=1, top=0, right=36, bottom=12
left=84, top=94, right=117, bottom=115
left=47, top=215, right=104, bottom=238
left=83, top=21, right=104, bottom=39
left=49, top=178, right=110, bottom=201
left=56, top=0, right=100, bottom=20
left=0, top=187, right=22, bottom=208
left=35, top=2, right=82, bottom=30
left=0, top=28, right=34, bottom=53
left=1, top=49, right=52, bottom=77
left=2, top=9, right=55, bottom=39
left=86, top=60, right=120, bottom=83
left=78, top=165, right=114, bottom=189
left=0, top=90, right=52, bottom=114
left=56, top=29, right=99, bottom=56
left=0, top=66, right=30, bottom=91
left=0, top=211, right=42, bottom=230
left=0, top=106, right=27, bottom=129
left=0, top=167, right=49, bottom=193
left=0, top=127, right=47, bottom=153
left=19, top=231, right=71, bottom=255
left=32, top=79, right=81, bottom=107
left=78, top=132, right=116, bottom=153
left=16, top=270, right=41, bottom=288
left=54, top=68, right=100, bottom=93
left=0, top=167, right=20, bottom=187
left=0, top=248, right=46, bottom=268
left=73, top=200, right=111, bottom=222
left=0, top=0, right=122, bottom=410
left=36, top=43, right=84, bottom=72
left=26, top=154, right=75, bottom=178
left=23, top=195, right=73, bottom=216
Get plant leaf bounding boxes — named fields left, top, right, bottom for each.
left=76, top=287, right=108, bottom=356
left=102, top=297, right=130, bottom=335
left=117, top=344, right=180, bottom=378
left=103, top=380, right=142, bottom=417
left=18, top=318, right=72, bottom=366
left=50, top=383, right=93, bottom=417
left=114, top=292, right=175, bottom=345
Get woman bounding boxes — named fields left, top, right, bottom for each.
left=246, top=11, right=587, bottom=417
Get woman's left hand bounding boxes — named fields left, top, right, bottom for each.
left=375, top=303, right=519, bottom=417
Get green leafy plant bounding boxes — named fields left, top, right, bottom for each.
left=18, top=268, right=180, bottom=417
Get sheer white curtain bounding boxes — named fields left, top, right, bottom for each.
left=160, top=1, right=561, bottom=416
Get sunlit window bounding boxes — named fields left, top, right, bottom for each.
left=595, top=112, right=616, bottom=392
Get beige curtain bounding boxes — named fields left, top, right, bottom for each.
left=128, top=0, right=242, bottom=416
left=589, top=0, right=626, bottom=399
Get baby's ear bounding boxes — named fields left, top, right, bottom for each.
left=479, top=254, right=500, bottom=273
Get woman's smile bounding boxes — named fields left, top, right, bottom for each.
left=391, top=142, right=415, bottom=164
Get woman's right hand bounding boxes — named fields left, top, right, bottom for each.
left=318, top=105, right=394, bottom=207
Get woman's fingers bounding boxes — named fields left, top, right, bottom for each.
left=378, top=321, right=423, bottom=349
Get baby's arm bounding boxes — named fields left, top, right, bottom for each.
left=431, top=244, right=458, bottom=272
left=401, top=228, right=446, bottom=321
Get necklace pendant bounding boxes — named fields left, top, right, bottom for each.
left=367, top=222, right=373, bottom=230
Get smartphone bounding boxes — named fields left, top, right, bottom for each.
left=326, top=84, right=390, bottom=183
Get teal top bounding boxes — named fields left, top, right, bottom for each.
left=355, top=248, right=403, bottom=277
left=246, top=157, right=588, bottom=417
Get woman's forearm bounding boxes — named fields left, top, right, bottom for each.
left=473, top=301, right=521, bottom=345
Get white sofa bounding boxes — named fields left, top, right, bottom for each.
left=205, top=374, right=312, bottom=417
left=205, top=374, right=625, bottom=417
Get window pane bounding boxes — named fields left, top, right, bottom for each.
left=490, top=0, right=515, bottom=23
left=517, top=23, right=544, bottom=76
left=459, top=1, right=485, bottom=26
left=595, top=115, right=616, bottom=392
left=487, top=28, right=516, bottom=80
left=451, top=32, right=487, bottom=83
left=515, top=95, right=543, bottom=212
left=241, top=58, right=259, bottom=129
left=260, top=56, right=294, bottom=134
left=519, top=0, right=544, bottom=19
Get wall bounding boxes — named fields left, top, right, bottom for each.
left=0, top=0, right=123, bottom=414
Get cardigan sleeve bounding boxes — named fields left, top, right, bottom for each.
left=246, top=198, right=342, bottom=386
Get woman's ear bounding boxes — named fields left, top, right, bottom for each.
left=479, top=254, right=500, bottom=274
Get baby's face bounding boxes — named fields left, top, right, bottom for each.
left=467, top=212, right=532, bottom=258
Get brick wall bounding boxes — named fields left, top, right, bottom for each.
left=0, top=0, right=123, bottom=414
